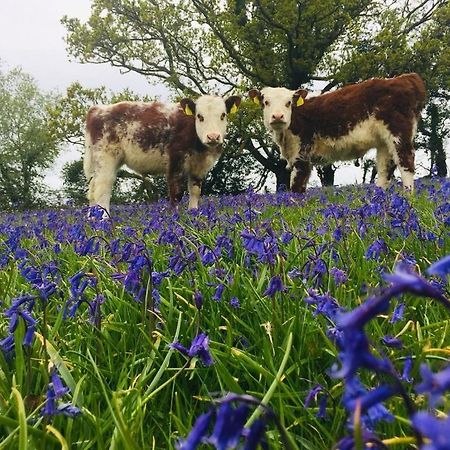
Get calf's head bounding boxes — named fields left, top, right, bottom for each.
left=180, top=95, right=241, bottom=147
left=249, top=87, right=308, bottom=132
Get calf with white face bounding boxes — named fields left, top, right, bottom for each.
left=84, top=94, right=241, bottom=212
left=250, top=74, right=426, bottom=193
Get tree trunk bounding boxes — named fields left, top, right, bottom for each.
left=429, top=103, right=447, bottom=177
left=274, top=165, right=291, bottom=191
left=317, top=164, right=335, bottom=186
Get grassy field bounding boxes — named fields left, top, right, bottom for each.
left=0, top=179, right=449, bottom=449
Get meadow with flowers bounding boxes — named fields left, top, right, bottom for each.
left=0, top=179, right=449, bottom=449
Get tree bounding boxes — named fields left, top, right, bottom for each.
left=0, top=68, right=60, bottom=209
left=63, top=1, right=448, bottom=189
left=327, top=1, right=450, bottom=176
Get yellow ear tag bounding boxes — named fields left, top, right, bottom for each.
left=296, top=96, right=304, bottom=107
left=230, top=104, right=238, bottom=114
left=253, top=96, right=260, bottom=105
left=184, top=104, right=193, bottom=116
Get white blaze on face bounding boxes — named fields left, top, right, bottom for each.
left=260, top=87, right=296, bottom=132
left=194, top=96, right=228, bottom=146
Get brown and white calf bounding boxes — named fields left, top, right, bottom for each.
left=249, top=73, right=426, bottom=193
left=84, top=95, right=241, bottom=212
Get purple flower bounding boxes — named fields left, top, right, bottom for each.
left=242, top=419, right=266, bottom=450
left=213, top=283, right=225, bottom=302
left=343, top=377, right=395, bottom=430
left=383, top=265, right=450, bottom=309
left=171, top=333, right=214, bottom=367
left=334, top=430, right=385, bottom=450
left=381, top=335, right=403, bottom=349
left=415, top=364, right=450, bottom=407
left=316, top=393, right=328, bottom=419
left=41, top=385, right=57, bottom=416
left=365, top=239, right=387, bottom=260
left=207, top=403, right=250, bottom=450
left=177, top=410, right=213, bottom=450
left=330, top=267, right=348, bottom=286
left=287, top=268, right=301, bottom=279
left=412, top=412, right=450, bottom=450
left=281, top=231, right=293, bottom=244
left=427, top=254, right=450, bottom=278
left=390, top=302, right=405, bottom=323
left=304, top=290, right=342, bottom=321
left=51, top=368, right=69, bottom=398
left=400, top=356, right=413, bottom=383
left=304, top=384, right=323, bottom=408
left=263, top=275, right=285, bottom=298
left=56, top=403, right=82, bottom=418
left=230, top=297, right=240, bottom=309
left=194, top=291, right=203, bottom=310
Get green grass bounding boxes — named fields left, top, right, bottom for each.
left=0, top=180, right=449, bottom=449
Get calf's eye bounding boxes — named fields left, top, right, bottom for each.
left=221, top=112, right=226, bottom=120
left=264, top=100, right=269, bottom=106
left=286, top=101, right=292, bottom=107
left=197, top=114, right=204, bottom=122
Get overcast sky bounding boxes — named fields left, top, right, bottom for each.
left=0, top=0, right=169, bottom=98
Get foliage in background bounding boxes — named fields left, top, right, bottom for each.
left=63, top=0, right=449, bottom=187
left=0, top=68, right=60, bottom=209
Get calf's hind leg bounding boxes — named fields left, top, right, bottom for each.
left=88, top=154, right=119, bottom=213
left=394, top=140, right=415, bottom=192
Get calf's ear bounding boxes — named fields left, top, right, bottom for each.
left=248, top=89, right=263, bottom=106
left=180, top=98, right=196, bottom=116
left=225, top=95, right=242, bottom=114
left=293, top=89, right=308, bottom=107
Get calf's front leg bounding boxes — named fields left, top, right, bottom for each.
left=187, top=175, right=202, bottom=209
left=291, top=154, right=312, bottom=194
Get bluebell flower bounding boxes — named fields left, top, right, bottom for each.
left=365, top=239, right=387, bottom=260
left=330, top=267, right=348, bottom=286
left=171, top=333, right=214, bottom=367
left=51, top=368, right=69, bottom=398
left=242, top=419, right=266, bottom=450
left=263, top=275, right=285, bottom=298
left=343, top=377, right=395, bottom=430
left=412, top=412, right=450, bottom=450
left=304, top=384, right=323, bottom=408
left=281, top=231, right=293, bottom=244
left=390, top=302, right=405, bottom=323
left=177, top=410, right=213, bottom=450
left=381, top=335, right=403, bottom=349
left=207, top=403, right=250, bottom=449
left=230, top=297, right=240, bottom=309
left=383, top=265, right=450, bottom=309
left=41, top=385, right=57, bottom=416
left=193, top=291, right=203, bottom=310
left=427, top=254, right=450, bottom=278
left=334, top=430, right=385, bottom=450
left=199, top=245, right=217, bottom=266
left=23, top=325, right=35, bottom=347
left=213, top=283, right=225, bottom=302
left=287, top=268, right=301, bottom=279
left=316, top=393, right=328, bottom=419
left=416, top=363, right=450, bottom=407
left=304, top=290, right=342, bottom=321
left=400, top=356, right=413, bottom=383
left=56, top=403, right=82, bottom=418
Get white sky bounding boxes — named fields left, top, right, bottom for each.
left=0, top=0, right=169, bottom=97
left=0, top=1, right=447, bottom=194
